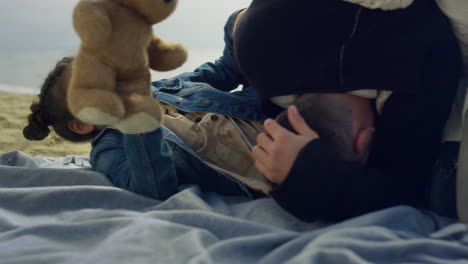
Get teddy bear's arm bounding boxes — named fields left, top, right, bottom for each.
left=73, top=1, right=112, bottom=48
left=147, top=35, right=188, bottom=72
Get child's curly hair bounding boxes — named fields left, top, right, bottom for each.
left=23, top=57, right=100, bottom=142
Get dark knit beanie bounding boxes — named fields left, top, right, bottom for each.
left=234, top=0, right=460, bottom=101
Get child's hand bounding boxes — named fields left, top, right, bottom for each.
left=252, top=105, right=319, bottom=184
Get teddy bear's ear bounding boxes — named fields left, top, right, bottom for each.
left=73, top=1, right=112, bottom=48
left=343, top=0, right=414, bottom=10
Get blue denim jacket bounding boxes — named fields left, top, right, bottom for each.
left=90, top=10, right=267, bottom=200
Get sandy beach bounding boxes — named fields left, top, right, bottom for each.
left=0, top=91, right=91, bottom=157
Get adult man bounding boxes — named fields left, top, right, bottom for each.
left=234, top=0, right=462, bottom=221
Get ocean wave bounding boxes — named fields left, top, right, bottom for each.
left=0, top=84, right=37, bottom=95
left=0, top=49, right=223, bottom=96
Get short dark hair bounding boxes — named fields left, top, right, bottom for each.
left=276, top=93, right=360, bottom=162
left=23, top=57, right=100, bottom=142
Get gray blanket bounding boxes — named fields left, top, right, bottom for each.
left=0, top=151, right=467, bottom=264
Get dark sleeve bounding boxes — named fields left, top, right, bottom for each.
left=271, top=139, right=369, bottom=222
left=271, top=33, right=463, bottom=222
left=172, top=9, right=246, bottom=91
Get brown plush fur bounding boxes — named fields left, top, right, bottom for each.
left=68, top=0, right=187, bottom=134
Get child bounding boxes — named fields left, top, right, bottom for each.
left=23, top=10, right=269, bottom=200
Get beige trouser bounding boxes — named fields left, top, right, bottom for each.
left=161, top=104, right=273, bottom=194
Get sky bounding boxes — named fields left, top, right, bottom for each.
left=0, top=0, right=252, bottom=90
left=0, top=0, right=252, bottom=50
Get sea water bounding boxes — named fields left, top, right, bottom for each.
left=0, top=48, right=222, bottom=95
left=0, top=0, right=251, bottom=94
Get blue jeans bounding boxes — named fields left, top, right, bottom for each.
left=429, top=141, right=459, bottom=218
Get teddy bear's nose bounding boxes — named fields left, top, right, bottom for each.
left=163, top=0, right=173, bottom=3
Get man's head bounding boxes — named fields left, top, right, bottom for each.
left=276, top=93, right=375, bottom=163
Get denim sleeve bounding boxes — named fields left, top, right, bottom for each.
left=90, top=129, right=179, bottom=200
left=161, top=9, right=246, bottom=91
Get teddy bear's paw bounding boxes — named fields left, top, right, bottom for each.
left=113, top=113, right=161, bottom=134
left=343, top=0, right=414, bottom=10
left=68, top=88, right=126, bottom=125
left=150, top=43, right=188, bottom=72
left=113, top=93, right=163, bottom=134
left=75, top=108, right=121, bottom=126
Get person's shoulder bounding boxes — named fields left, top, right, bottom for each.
left=224, top=8, right=247, bottom=38
left=232, top=9, right=247, bottom=36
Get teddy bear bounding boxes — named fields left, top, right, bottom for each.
left=67, top=0, right=187, bottom=134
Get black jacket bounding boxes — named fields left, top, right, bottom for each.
left=235, top=0, right=463, bottom=221
left=271, top=27, right=462, bottom=222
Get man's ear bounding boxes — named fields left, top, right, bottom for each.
left=354, top=127, right=375, bottom=156
left=68, top=119, right=95, bottom=135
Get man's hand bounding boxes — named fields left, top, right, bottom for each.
left=252, top=105, right=319, bottom=184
